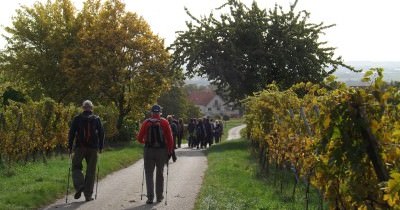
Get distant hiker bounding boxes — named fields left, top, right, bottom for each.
left=196, top=118, right=206, bottom=149
left=177, top=118, right=184, bottom=148
left=204, top=118, right=214, bottom=147
left=187, top=118, right=196, bottom=148
left=137, top=105, right=174, bottom=204
left=168, top=115, right=178, bottom=149
left=214, top=120, right=223, bottom=143
left=68, top=100, right=105, bottom=202
left=166, top=115, right=178, bottom=161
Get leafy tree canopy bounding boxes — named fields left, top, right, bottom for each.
left=1, top=0, right=179, bottom=130
left=170, top=0, right=354, bottom=103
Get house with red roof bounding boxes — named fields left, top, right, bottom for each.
left=187, top=89, right=240, bottom=117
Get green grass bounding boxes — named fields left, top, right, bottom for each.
left=0, top=142, right=143, bottom=210
left=195, top=139, right=324, bottom=210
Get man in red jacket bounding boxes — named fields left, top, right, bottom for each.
left=137, top=104, right=174, bottom=204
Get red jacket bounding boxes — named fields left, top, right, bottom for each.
left=136, top=114, right=174, bottom=154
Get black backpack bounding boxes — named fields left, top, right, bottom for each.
left=77, top=114, right=99, bottom=147
left=145, top=119, right=165, bottom=148
left=170, top=121, right=178, bottom=137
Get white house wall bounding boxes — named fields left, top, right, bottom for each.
left=195, top=95, right=240, bottom=117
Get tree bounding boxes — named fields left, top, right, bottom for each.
left=1, top=0, right=178, bottom=132
left=0, top=0, right=77, bottom=101
left=170, top=0, right=354, bottom=103
left=62, top=0, right=175, bottom=130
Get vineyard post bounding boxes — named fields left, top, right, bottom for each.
left=291, top=164, right=298, bottom=201
left=313, top=105, right=320, bottom=117
left=299, top=107, right=314, bottom=210
left=262, top=146, right=269, bottom=174
left=300, top=107, right=312, bottom=136
left=274, top=113, right=285, bottom=191
left=288, top=109, right=300, bottom=135
left=288, top=108, right=299, bottom=201
left=355, top=104, right=389, bottom=182
left=305, top=174, right=311, bottom=210
left=313, top=105, right=324, bottom=210
left=259, top=146, right=264, bottom=164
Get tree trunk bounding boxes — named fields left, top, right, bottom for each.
left=115, top=94, right=129, bottom=131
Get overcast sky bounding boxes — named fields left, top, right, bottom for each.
left=1, top=0, right=399, bottom=62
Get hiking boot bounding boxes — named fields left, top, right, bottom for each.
left=85, top=197, right=94, bottom=202
left=146, top=199, right=153, bottom=204
left=157, top=196, right=164, bottom=202
left=74, top=187, right=84, bottom=199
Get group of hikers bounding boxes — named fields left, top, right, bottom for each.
left=166, top=114, right=224, bottom=150
left=67, top=100, right=224, bottom=204
left=186, top=117, right=224, bottom=149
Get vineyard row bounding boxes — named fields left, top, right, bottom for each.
left=244, top=69, right=400, bottom=209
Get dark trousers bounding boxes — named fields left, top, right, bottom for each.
left=207, top=133, right=213, bottom=146
left=188, top=133, right=195, bottom=147
left=173, top=136, right=177, bottom=148
left=200, top=136, right=207, bottom=148
left=177, top=134, right=183, bottom=148
left=196, top=135, right=203, bottom=149
left=144, top=147, right=168, bottom=201
left=72, top=147, right=98, bottom=198
left=215, top=133, right=221, bottom=143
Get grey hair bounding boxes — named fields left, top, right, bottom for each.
left=82, top=100, right=93, bottom=110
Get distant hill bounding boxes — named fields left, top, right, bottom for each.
left=334, top=61, right=400, bottom=86
left=185, top=76, right=210, bottom=86
left=185, top=61, right=400, bottom=87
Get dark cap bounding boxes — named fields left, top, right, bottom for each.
left=151, top=104, right=162, bottom=113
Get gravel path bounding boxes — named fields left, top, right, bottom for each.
left=43, top=146, right=207, bottom=210
left=43, top=124, right=245, bottom=210
left=226, top=124, right=246, bottom=141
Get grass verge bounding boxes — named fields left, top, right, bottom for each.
left=195, top=139, right=324, bottom=210
left=0, top=142, right=143, bottom=210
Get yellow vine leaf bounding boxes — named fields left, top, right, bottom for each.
left=393, top=130, right=400, bottom=138
left=323, top=116, right=331, bottom=129
left=370, top=120, right=379, bottom=133
left=381, top=92, right=391, bottom=102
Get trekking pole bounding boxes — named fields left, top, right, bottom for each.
left=65, top=153, right=72, bottom=203
left=141, top=163, right=145, bottom=200
left=165, top=161, right=169, bottom=206
left=95, top=153, right=100, bottom=200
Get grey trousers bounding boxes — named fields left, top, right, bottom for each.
left=72, top=147, right=98, bottom=198
left=144, top=147, right=168, bottom=200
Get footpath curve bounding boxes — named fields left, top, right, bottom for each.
left=226, top=124, right=246, bottom=141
